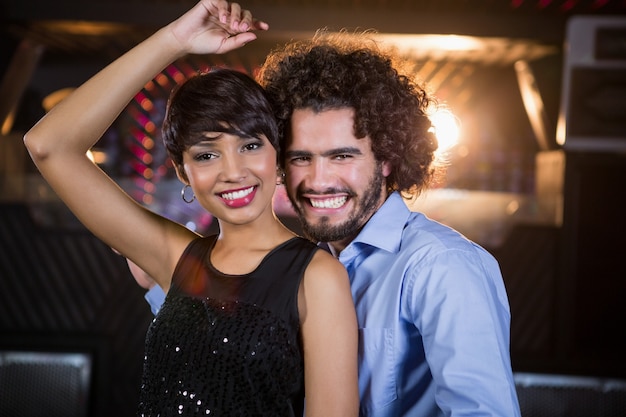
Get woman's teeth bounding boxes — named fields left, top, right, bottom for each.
left=221, top=186, right=254, bottom=200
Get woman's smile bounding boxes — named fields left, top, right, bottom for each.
left=219, top=185, right=257, bottom=208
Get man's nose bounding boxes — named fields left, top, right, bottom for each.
left=306, top=159, right=333, bottom=189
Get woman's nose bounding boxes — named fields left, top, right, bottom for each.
left=219, top=154, right=247, bottom=182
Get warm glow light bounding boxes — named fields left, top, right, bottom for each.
left=370, top=32, right=557, bottom=64
left=173, top=72, right=186, bottom=83
left=142, top=194, right=153, bottom=205
left=37, top=21, right=129, bottom=36
left=86, top=150, right=108, bottom=164
left=144, top=121, right=156, bottom=133
left=1, top=112, right=14, bottom=135
left=155, top=73, right=170, bottom=87
left=429, top=108, right=460, bottom=155
left=506, top=200, right=520, bottom=216
left=556, top=113, right=567, bottom=146
left=376, top=34, right=484, bottom=53
left=143, top=182, right=155, bottom=193
left=166, top=66, right=185, bottom=84
left=141, top=98, right=154, bottom=112
left=142, top=137, right=154, bottom=149
left=42, top=88, right=75, bottom=112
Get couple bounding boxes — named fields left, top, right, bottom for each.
left=24, top=0, right=521, bottom=416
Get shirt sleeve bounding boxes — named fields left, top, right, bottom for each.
left=144, top=285, right=166, bottom=316
left=405, top=246, right=521, bottom=416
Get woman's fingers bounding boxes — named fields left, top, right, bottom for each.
left=207, top=0, right=268, bottom=33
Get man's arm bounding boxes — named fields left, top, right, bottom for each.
left=144, top=285, right=166, bottom=316
left=126, top=258, right=166, bottom=315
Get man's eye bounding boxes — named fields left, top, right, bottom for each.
left=290, top=156, right=310, bottom=164
left=334, top=154, right=351, bottom=160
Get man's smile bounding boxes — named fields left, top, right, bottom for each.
left=308, top=196, right=348, bottom=209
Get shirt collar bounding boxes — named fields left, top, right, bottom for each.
left=346, top=191, right=410, bottom=254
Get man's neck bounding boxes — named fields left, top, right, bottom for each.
left=325, top=192, right=392, bottom=256
left=326, top=235, right=356, bottom=257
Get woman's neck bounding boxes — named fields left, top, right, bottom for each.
left=216, top=215, right=295, bottom=249
left=211, top=216, right=296, bottom=275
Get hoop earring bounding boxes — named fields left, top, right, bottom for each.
left=181, top=184, right=195, bottom=204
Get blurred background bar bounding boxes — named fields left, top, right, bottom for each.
left=1, top=1, right=626, bottom=415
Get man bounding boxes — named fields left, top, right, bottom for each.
left=256, top=32, right=521, bottom=417
left=142, top=31, right=521, bottom=416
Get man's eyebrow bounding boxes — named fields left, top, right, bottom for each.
left=321, top=147, right=362, bottom=157
left=284, top=149, right=312, bottom=158
left=285, top=147, right=363, bottom=158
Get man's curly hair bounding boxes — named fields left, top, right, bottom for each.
left=257, top=30, right=439, bottom=196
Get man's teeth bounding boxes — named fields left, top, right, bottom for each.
left=221, top=186, right=254, bottom=200
left=310, top=196, right=347, bottom=209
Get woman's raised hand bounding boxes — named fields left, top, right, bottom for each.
left=169, top=0, right=269, bottom=56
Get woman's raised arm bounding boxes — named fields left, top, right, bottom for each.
left=23, top=0, right=268, bottom=287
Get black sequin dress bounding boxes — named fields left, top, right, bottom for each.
left=137, top=235, right=319, bottom=417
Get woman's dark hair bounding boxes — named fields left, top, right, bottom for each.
left=163, top=68, right=279, bottom=180
left=258, top=32, right=439, bottom=196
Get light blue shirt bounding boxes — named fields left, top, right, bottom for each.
left=143, top=192, right=520, bottom=416
left=342, top=192, right=520, bottom=416
left=144, top=285, right=165, bottom=316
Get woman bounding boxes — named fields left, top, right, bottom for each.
left=23, top=1, right=358, bottom=416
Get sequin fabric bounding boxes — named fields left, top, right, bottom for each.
left=137, top=236, right=319, bottom=417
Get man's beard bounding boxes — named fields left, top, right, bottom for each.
left=290, top=164, right=387, bottom=243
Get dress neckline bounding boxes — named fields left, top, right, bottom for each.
left=205, top=236, right=301, bottom=278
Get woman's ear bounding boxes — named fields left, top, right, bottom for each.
left=174, top=164, right=188, bottom=184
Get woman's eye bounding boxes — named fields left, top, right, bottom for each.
left=194, top=153, right=216, bottom=161
left=243, top=142, right=262, bottom=152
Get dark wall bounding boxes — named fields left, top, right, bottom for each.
left=0, top=203, right=154, bottom=417
left=558, top=151, right=626, bottom=376
left=491, top=151, right=626, bottom=380
left=0, top=33, right=18, bottom=82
